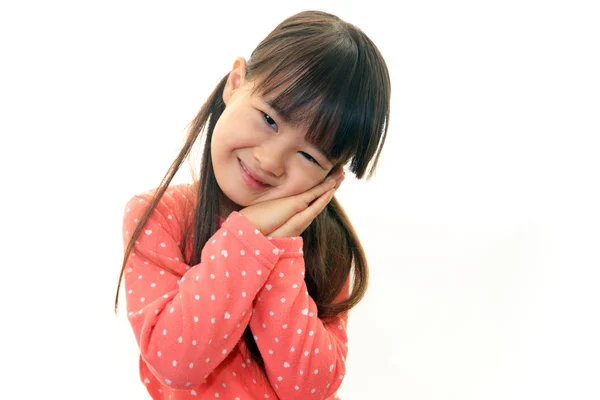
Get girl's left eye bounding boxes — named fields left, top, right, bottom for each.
left=300, top=152, right=320, bottom=166
left=263, top=113, right=278, bottom=130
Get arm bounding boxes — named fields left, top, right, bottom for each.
left=248, top=237, right=351, bottom=399
left=122, top=189, right=283, bottom=390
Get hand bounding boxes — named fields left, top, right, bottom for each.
left=239, top=167, right=346, bottom=238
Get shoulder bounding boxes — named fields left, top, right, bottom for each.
left=124, top=182, right=197, bottom=221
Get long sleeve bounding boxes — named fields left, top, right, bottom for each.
left=122, top=189, right=285, bottom=390
left=248, top=238, right=351, bottom=399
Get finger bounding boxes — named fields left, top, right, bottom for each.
left=272, top=188, right=336, bottom=237
left=334, top=172, right=345, bottom=190
left=325, top=166, right=344, bottom=182
left=295, top=178, right=336, bottom=206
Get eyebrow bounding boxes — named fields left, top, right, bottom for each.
left=265, top=98, right=294, bottom=126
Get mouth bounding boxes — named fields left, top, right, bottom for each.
left=239, top=159, right=270, bottom=189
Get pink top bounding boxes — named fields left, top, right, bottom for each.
left=122, top=183, right=350, bottom=400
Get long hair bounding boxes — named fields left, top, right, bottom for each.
left=115, top=10, right=391, bottom=378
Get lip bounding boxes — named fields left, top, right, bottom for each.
left=239, top=159, right=269, bottom=190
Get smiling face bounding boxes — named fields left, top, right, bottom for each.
left=211, top=57, right=338, bottom=216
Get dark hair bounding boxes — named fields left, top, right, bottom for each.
left=115, top=10, right=391, bottom=379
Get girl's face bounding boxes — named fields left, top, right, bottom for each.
left=211, top=57, right=337, bottom=215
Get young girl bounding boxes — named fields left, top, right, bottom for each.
left=116, top=10, right=390, bottom=400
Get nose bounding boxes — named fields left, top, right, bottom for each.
left=253, top=140, right=286, bottom=178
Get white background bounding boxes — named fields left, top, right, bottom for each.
left=1, top=1, right=599, bottom=399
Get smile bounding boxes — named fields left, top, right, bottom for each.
left=239, top=159, right=269, bottom=189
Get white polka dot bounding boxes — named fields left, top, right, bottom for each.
left=178, top=336, right=182, bottom=343
left=292, top=283, right=298, bottom=288
left=314, top=369, right=319, bottom=374
left=151, top=283, right=156, bottom=287
left=193, top=316, right=198, bottom=322
left=242, top=270, right=246, bottom=276
left=242, top=291, right=246, bottom=297
left=211, top=294, right=216, bottom=301
left=192, top=340, right=197, bottom=345
left=312, top=388, right=316, bottom=394
left=240, top=249, right=245, bottom=255
left=283, top=362, right=290, bottom=368
left=206, top=357, right=210, bottom=363
left=172, top=360, right=177, bottom=367
left=297, top=329, right=302, bottom=334
left=255, top=250, right=260, bottom=255
left=210, top=273, right=215, bottom=279
left=268, top=349, right=273, bottom=354
left=211, top=318, right=216, bottom=324
left=315, top=348, right=319, bottom=354
left=304, top=351, right=309, bottom=356
left=140, top=297, right=145, bottom=302
left=295, top=386, right=299, bottom=390
left=163, top=329, right=167, bottom=335
left=309, top=331, right=314, bottom=336
left=281, top=298, right=286, bottom=303
left=157, top=351, right=161, bottom=357
left=160, top=243, right=166, bottom=247
left=257, top=269, right=262, bottom=275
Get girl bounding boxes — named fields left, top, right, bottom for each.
left=116, top=10, right=390, bottom=400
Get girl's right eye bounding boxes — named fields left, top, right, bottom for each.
left=263, top=112, right=278, bottom=131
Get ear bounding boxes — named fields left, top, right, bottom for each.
left=222, top=57, right=247, bottom=105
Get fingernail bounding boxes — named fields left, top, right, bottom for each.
left=326, top=177, right=336, bottom=184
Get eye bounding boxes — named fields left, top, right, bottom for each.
left=262, top=112, right=278, bottom=131
left=300, top=152, right=321, bottom=166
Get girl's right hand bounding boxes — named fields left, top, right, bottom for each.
left=239, top=169, right=345, bottom=237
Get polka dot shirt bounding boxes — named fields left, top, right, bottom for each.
left=122, top=184, right=350, bottom=399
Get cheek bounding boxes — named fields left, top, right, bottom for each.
left=284, top=169, right=326, bottom=196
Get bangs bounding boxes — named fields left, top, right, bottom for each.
left=247, top=24, right=390, bottom=176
